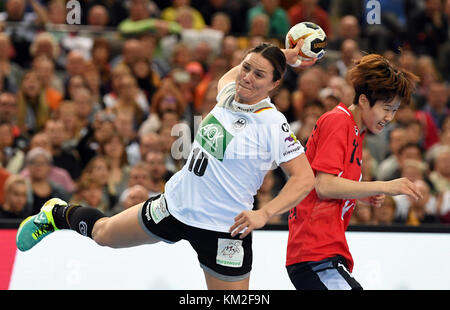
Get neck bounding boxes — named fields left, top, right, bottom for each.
left=348, top=104, right=366, bottom=132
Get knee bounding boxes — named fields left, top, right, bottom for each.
left=91, top=218, right=114, bottom=247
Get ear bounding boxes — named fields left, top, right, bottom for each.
left=358, top=94, right=370, bottom=109
left=270, top=80, right=281, bottom=92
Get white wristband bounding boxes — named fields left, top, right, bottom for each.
left=289, top=58, right=302, bottom=68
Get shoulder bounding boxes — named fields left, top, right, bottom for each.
left=318, top=106, right=353, bottom=128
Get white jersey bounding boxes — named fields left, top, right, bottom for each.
left=164, top=82, right=305, bottom=232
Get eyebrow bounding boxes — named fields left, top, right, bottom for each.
left=243, top=61, right=267, bottom=75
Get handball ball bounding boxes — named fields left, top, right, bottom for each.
left=285, top=22, right=327, bottom=66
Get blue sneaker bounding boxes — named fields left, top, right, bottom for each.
left=16, top=198, right=67, bottom=251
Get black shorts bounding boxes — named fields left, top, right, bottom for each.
left=286, top=256, right=363, bottom=290
left=138, top=194, right=253, bottom=282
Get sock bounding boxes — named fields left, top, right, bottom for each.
left=52, top=204, right=105, bottom=238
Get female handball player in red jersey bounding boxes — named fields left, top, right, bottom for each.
left=284, top=54, right=423, bottom=290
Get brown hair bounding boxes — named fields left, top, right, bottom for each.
left=348, top=54, right=419, bottom=107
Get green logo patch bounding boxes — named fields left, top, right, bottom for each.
left=195, top=114, right=233, bottom=161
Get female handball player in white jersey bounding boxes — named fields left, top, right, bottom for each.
left=16, top=41, right=316, bottom=289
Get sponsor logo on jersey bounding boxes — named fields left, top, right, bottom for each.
left=195, top=114, right=233, bottom=161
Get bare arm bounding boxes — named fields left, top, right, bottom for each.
left=315, top=172, right=423, bottom=201
left=229, top=153, right=314, bottom=238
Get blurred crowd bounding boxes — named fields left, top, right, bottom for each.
left=0, top=0, right=449, bottom=228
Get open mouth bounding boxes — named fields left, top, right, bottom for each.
left=376, top=122, right=386, bottom=130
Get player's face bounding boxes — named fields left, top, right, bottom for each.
left=235, top=53, right=279, bottom=104
left=362, top=96, right=400, bottom=134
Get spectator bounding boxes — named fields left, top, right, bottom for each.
left=43, top=119, right=82, bottom=181
left=193, top=57, right=228, bottom=114
left=111, top=39, right=144, bottom=69
left=291, top=67, right=325, bottom=120
left=335, top=39, right=361, bottom=78
left=45, top=0, right=69, bottom=25
left=395, top=100, right=440, bottom=151
left=29, top=32, right=63, bottom=72
left=23, top=147, right=70, bottom=214
left=254, top=170, right=286, bottom=224
left=118, top=0, right=182, bottom=38
left=423, top=81, right=449, bottom=131
left=287, top=0, right=331, bottom=37
left=127, top=161, right=153, bottom=191
left=90, top=37, right=112, bottom=96
left=377, top=127, right=408, bottom=180
left=372, top=195, right=398, bottom=225
left=76, top=109, right=116, bottom=169
left=16, top=70, right=50, bottom=135
left=0, top=174, right=29, bottom=219
left=65, top=74, right=88, bottom=101
left=87, top=4, right=110, bottom=28
left=0, top=122, right=25, bottom=174
left=86, top=0, right=128, bottom=27
left=295, top=100, right=324, bottom=145
left=72, top=87, right=99, bottom=129
left=82, top=61, right=103, bottom=109
left=136, top=131, right=162, bottom=164
left=407, top=0, right=448, bottom=58
left=325, top=75, right=354, bottom=107
left=31, top=55, right=63, bottom=110
left=113, top=108, right=140, bottom=166
left=210, top=12, right=231, bottom=35
left=426, top=119, right=450, bottom=163
left=350, top=201, right=373, bottom=225
left=70, top=175, right=108, bottom=212
left=0, top=92, right=28, bottom=150
left=0, top=162, right=11, bottom=206
left=247, top=13, right=270, bottom=38
left=400, top=159, right=429, bottom=183
left=145, top=149, right=169, bottom=195
left=99, top=131, right=131, bottom=201
left=0, top=0, right=45, bottom=67
left=159, top=121, right=183, bottom=173
left=142, top=78, right=186, bottom=132
left=273, top=86, right=295, bottom=123
left=192, top=0, right=252, bottom=35
left=113, top=184, right=149, bottom=215
left=103, top=65, right=149, bottom=118
left=328, top=15, right=367, bottom=51
left=404, top=180, right=439, bottom=225
left=429, top=146, right=450, bottom=194
left=246, top=0, right=290, bottom=39
left=129, top=56, right=161, bottom=104
left=415, top=55, right=441, bottom=108
left=361, top=147, right=378, bottom=182
left=57, top=100, right=83, bottom=146
left=110, top=74, right=148, bottom=125
left=161, top=0, right=206, bottom=30
left=63, top=51, right=87, bottom=94
left=21, top=132, right=75, bottom=193
left=438, top=190, right=450, bottom=223
left=79, top=155, right=117, bottom=211
left=121, top=184, right=149, bottom=209
left=0, top=32, right=22, bottom=93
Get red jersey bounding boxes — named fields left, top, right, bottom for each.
left=286, top=103, right=365, bottom=272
